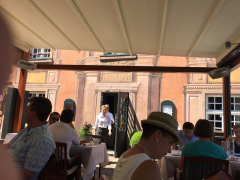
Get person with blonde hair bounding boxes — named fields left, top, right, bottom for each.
left=227, top=124, right=240, bottom=153
left=93, top=105, right=112, bottom=142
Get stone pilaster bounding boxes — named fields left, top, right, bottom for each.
left=75, top=72, right=86, bottom=129
left=150, top=73, right=162, bottom=112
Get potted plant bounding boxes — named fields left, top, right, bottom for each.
left=82, top=122, right=92, bottom=142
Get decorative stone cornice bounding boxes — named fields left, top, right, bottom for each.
left=101, top=60, right=135, bottom=66
left=13, top=84, right=60, bottom=91
left=134, top=72, right=151, bottom=76
left=85, top=72, right=100, bottom=78
left=188, top=57, right=216, bottom=67
left=184, top=84, right=240, bottom=92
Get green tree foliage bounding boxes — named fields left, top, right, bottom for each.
left=130, top=131, right=142, bottom=147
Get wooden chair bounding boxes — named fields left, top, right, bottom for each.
left=37, top=153, right=56, bottom=180
left=46, top=142, right=82, bottom=180
left=91, top=135, right=105, bottom=179
left=179, top=157, right=229, bottom=180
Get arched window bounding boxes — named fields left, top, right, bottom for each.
left=161, top=100, right=175, bottom=117
left=64, top=99, right=75, bottom=111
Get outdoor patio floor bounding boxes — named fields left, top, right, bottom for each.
left=81, top=150, right=118, bottom=180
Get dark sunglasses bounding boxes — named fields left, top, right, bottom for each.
left=52, top=118, right=59, bottom=121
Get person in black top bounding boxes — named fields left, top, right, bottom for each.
left=227, top=124, right=240, bottom=153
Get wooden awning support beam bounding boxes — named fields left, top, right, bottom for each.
left=223, top=76, right=231, bottom=139
left=37, top=64, right=217, bottom=73
left=12, top=51, right=29, bottom=133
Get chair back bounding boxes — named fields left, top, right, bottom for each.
left=182, top=157, right=229, bottom=180
left=46, top=142, right=68, bottom=180
left=205, top=169, right=233, bottom=180
left=91, top=135, right=105, bottom=143
left=37, top=153, right=56, bottom=180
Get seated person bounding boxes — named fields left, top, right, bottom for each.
left=113, top=112, right=180, bottom=180
left=177, top=122, right=199, bottom=148
left=49, top=109, right=86, bottom=160
left=8, top=97, right=56, bottom=180
left=47, top=112, right=60, bottom=126
left=179, top=119, right=227, bottom=179
left=226, top=124, right=240, bottom=153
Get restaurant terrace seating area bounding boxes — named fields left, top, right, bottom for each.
left=3, top=1, right=240, bottom=180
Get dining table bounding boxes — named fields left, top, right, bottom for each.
left=69, top=142, right=109, bottom=180
left=158, top=150, right=240, bottom=180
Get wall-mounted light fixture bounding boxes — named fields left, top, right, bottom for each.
left=17, top=60, right=37, bottom=70
left=225, top=41, right=240, bottom=49
left=208, top=65, right=231, bottom=79
left=100, top=53, right=137, bottom=62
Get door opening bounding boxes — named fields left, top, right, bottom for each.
left=101, top=92, right=118, bottom=150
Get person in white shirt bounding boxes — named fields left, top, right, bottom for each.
left=47, top=112, right=60, bottom=127
left=48, top=109, right=86, bottom=160
left=93, top=105, right=112, bottom=142
left=105, top=104, right=114, bottom=123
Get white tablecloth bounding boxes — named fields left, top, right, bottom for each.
left=69, top=143, right=109, bottom=180
left=159, top=150, right=240, bottom=180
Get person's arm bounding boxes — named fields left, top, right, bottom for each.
left=72, top=131, right=80, bottom=146
left=107, top=116, right=112, bottom=136
left=131, top=160, right=161, bottom=180
left=0, top=146, right=22, bottom=180
left=80, top=139, right=88, bottom=145
left=179, top=140, right=184, bottom=147
left=93, top=116, right=99, bottom=135
left=21, top=169, right=36, bottom=180
left=226, top=136, right=232, bottom=142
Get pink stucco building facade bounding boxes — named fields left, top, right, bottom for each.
left=5, top=49, right=240, bottom=138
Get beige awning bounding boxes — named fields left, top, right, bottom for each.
left=1, top=0, right=240, bottom=66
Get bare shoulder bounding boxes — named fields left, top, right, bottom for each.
left=131, top=160, right=161, bottom=180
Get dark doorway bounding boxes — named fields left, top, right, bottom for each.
left=101, top=92, right=118, bottom=150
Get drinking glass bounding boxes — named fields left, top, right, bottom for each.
left=221, top=141, right=228, bottom=153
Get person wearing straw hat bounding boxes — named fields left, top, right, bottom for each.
left=113, top=112, right=179, bottom=180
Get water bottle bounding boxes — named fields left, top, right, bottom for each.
left=228, top=136, right=235, bottom=155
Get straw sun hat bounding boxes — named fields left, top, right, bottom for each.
left=141, top=112, right=180, bottom=143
